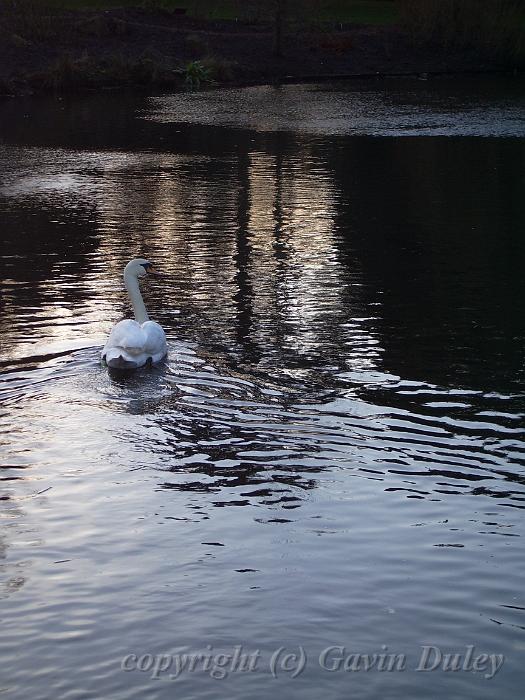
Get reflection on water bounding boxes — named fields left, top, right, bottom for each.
left=1, top=80, right=525, bottom=700
left=147, top=79, right=525, bottom=136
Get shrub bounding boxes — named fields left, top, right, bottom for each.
left=183, top=59, right=211, bottom=89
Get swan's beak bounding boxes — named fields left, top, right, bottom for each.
left=148, top=266, right=162, bottom=277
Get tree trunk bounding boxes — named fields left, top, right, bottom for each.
left=273, top=0, right=287, bottom=56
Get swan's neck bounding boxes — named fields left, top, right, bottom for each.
left=124, top=271, right=149, bottom=324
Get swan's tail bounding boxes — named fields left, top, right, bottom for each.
left=103, top=347, right=139, bottom=370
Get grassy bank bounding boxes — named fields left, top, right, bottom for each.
left=0, top=0, right=521, bottom=97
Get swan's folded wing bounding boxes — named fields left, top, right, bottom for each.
left=104, top=319, right=148, bottom=356
left=143, top=321, right=168, bottom=356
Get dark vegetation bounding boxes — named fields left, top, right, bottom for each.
left=0, top=0, right=523, bottom=95
left=399, top=0, right=525, bottom=61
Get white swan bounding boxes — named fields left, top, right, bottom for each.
left=102, top=258, right=167, bottom=370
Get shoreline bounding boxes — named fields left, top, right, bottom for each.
left=0, top=6, right=521, bottom=97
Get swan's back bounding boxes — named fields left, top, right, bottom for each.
left=102, top=319, right=167, bottom=369
left=105, top=319, right=147, bottom=354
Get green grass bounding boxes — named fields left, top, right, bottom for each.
left=30, top=0, right=400, bottom=26
left=308, top=1, right=399, bottom=26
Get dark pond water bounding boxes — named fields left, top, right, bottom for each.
left=1, top=78, right=525, bottom=700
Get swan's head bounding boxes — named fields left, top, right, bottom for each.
left=124, top=258, right=159, bottom=280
